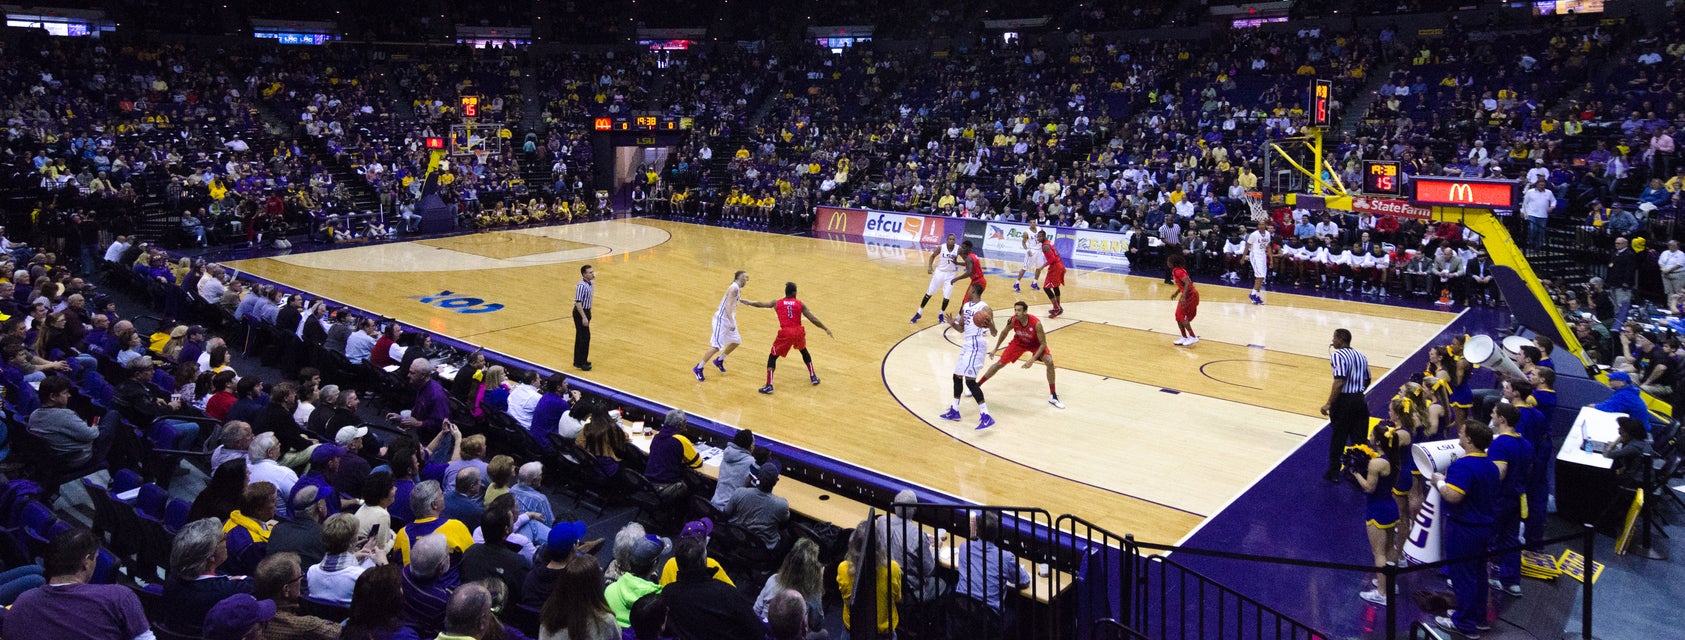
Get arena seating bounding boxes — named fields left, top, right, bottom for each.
left=1, top=4, right=1680, bottom=638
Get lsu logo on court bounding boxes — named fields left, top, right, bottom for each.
left=411, top=291, right=504, bottom=314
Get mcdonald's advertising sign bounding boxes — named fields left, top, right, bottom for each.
left=1409, top=176, right=1519, bottom=209
left=813, top=206, right=866, bottom=237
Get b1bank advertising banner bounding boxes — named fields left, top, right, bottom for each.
left=1072, top=229, right=1134, bottom=267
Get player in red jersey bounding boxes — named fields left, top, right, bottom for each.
left=1168, top=253, right=1200, bottom=346
left=1039, top=231, right=1066, bottom=317
left=979, top=300, right=1064, bottom=409
left=760, top=281, right=832, bottom=395
left=949, top=240, right=987, bottom=302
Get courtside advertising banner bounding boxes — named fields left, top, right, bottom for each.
left=862, top=211, right=943, bottom=244
left=814, top=206, right=865, bottom=237
left=981, top=222, right=1034, bottom=254
left=1072, top=229, right=1133, bottom=267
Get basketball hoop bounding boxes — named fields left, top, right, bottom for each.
left=1243, top=190, right=1268, bottom=223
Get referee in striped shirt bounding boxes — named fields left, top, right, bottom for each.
left=574, top=264, right=595, bottom=371
left=1321, top=328, right=1370, bottom=482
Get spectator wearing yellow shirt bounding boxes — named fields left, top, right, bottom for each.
left=838, top=526, right=902, bottom=637
left=394, top=480, right=475, bottom=565
left=937, top=191, right=957, bottom=212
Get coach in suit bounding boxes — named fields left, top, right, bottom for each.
left=574, top=265, right=595, bottom=371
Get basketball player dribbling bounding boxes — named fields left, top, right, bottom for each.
left=951, top=240, right=987, bottom=303
left=694, top=270, right=771, bottom=381
left=1013, top=221, right=1044, bottom=292
left=979, top=300, right=1064, bottom=409
left=1038, top=231, right=1066, bottom=317
left=941, top=282, right=996, bottom=430
left=1168, top=254, right=1200, bottom=346
left=760, top=281, right=832, bottom=395
left=1245, top=218, right=1273, bottom=305
left=912, top=233, right=963, bottom=324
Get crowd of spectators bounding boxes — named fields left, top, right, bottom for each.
left=0, top=224, right=1053, bottom=640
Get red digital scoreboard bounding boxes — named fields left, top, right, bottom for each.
left=1362, top=160, right=1402, bottom=197
left=1308, top=79, right=1333, bottom=128
left=423, top=137, right=445, bottom=150
left=1410, top=176, right=1520, bottom=209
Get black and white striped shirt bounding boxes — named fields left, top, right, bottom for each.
left=575, top=279, right=593, bottom=310
left=1330, top=347, right=1369, bottom=394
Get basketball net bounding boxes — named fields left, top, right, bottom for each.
left=1243, top=190, right=1267, bottom=223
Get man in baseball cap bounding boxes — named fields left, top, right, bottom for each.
left=202, top=594, right=277, bottom=640
left=1593, top=369, right=1652, bottom=431
left=659, top=518, right=732, bottom=586
left=333, top=425, right=372, bottom=499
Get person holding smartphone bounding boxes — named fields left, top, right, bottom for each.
left=306, top=512, right=388, bottom=605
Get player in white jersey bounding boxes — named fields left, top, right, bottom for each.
left=940, top=282, right=997, bottom=430
left=694, top=270, right=771, bottom=381
left=1012, top=221, right=1044, bottom=293
left=1244, top=219, right=1273, bottom=304
left=1361, top=244, right=1392, bottom=296
left=1221, top=232, right=1246, bottom=282
left=1330, top=243, right=1357, bottom=292
left=912, top=233, right=964, bottom=324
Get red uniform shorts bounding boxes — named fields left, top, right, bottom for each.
left=1043, top=263, right=1066, bottom=289
left=999, top=342, right=1050, bottom=364
left=771, top=327, right=807, bottom=357
left=1175, top=295, right=1199, bottom=323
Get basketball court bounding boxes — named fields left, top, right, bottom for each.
left=228, top=219, right=1456, bottom=542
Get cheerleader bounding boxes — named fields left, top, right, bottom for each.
left=1386, top=394, right=1421, bottom=562
left=508, top=200, right=530, bottom=226
left=1352, top=422, right=1402, bottom=606
left=529, top=198, right=549, bottom=223
left=1442, top=337, right=1475, bottom=425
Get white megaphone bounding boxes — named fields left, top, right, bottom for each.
left=1402, top=440, right=1466, bottom=565
left=1465, top=335, right=1526, bottom=381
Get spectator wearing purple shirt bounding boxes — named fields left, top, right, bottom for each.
left=391, top=358, right=451, bottom=440
left=529, top=373, right=573, bottom=446
left=2, top=528, right=140, bottom=640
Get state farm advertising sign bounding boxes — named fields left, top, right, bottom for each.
left=1350, top=196, right=1433, bottom=220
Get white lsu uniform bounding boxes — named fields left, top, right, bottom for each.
left=1245, top=229, right=1272, bottom=276
left=927, top=242, right=962, bottom=298
left=1021, top=229, right=1045, bottom=271
left=953, top=300, right=991, bottom=378
left=709, top=282, right=743, bottom=349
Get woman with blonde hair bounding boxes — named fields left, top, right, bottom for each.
left=1385, top=394, right=1420, bottom=562
left=837, top=521, right=902, bottom=637
left=1351, top=421, right=1401, bottom=606
left=475, top=365, right=510, bottom=416
left=755, top=538, right=827, bottom=634
left=484, top=455, right=517, bottom=505
left=159, top=325, right=189, bottom=362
